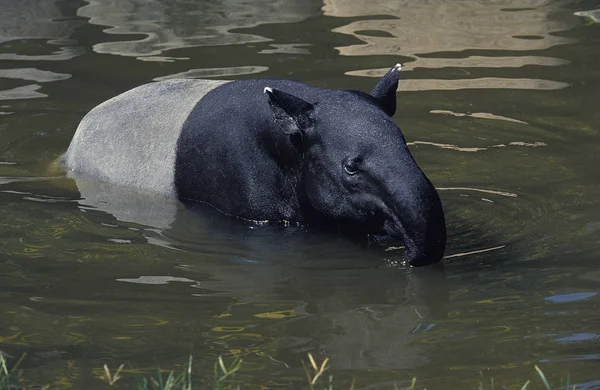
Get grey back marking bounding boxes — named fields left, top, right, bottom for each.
left=64, top=79, right=230, bottom=195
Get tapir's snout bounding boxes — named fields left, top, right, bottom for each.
left=383, top=167, right=446, bottom=266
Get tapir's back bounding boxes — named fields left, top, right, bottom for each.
left=63, top=79, right=229, bottom=195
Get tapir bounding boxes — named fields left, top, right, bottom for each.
left=63, top=64, right=446, bottom=266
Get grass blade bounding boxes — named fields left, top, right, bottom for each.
left=535, top=365, right=552, bottom=390
left=520, top=379, right=531, bottom=390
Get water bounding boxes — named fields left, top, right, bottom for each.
left=1, top=0, right=599, bottom=388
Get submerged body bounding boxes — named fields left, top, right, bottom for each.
left=64, top=65, right=446, bottom=265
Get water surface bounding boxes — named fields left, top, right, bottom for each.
left=1, top=0, right=599, bottom=388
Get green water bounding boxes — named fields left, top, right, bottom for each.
left=1, top=0, right=599, bottom=388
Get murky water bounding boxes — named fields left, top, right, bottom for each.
left=1, top=0, right=599, bottom=388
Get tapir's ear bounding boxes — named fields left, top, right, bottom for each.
left=264, top=87, right=314, bottom=135
left=370, top=63, right=401, bottom=117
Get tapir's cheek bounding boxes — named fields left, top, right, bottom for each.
left=305, top=177, right=348, bottom=215
left=309, top=183, right=341, bottom=211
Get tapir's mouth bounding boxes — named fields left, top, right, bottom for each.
left=360, top=211, right=406, bottom=245
left=381, top=214, right=410, bottom=246
left=380, top=212, right=444, bottom=267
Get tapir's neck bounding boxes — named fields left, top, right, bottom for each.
left=264, top=131, right=308, bottom=222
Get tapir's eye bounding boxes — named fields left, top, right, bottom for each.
left=343, top=158, right=361, bottom=176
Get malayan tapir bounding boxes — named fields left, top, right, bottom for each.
left=63, top=64, right=446, bottom=266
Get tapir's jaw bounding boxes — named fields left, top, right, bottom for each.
left=382, top=185, right=447, bottom=266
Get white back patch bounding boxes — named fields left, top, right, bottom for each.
left=64, top=79, right=229, bottom=195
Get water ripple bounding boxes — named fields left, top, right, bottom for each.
left=430, top=110, right=528, bottom=124
left=329, top=0, right=575, bottom=90
left=77, top=0, right=319, bottom=59
left=0, top=68, right=71, bottom=83
left=325, top=0, right=575, bottom=55
left=154, top=66, right=269, bottom=81
left=0, top=85, right=46, bottom=100
left=348, top=74, right=569, bottom=91
left=1, top=0, right=82, bottom=44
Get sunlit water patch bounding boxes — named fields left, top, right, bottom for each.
left=326, top=0, right=576, bottom=91
left=154, top=66, right=269, bottom=81
left=77, top=0, right=321, bottom=60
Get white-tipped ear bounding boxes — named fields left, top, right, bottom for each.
left=370, top=64, right=402, bottom=117
left=264, top=87, right=273, bottom=94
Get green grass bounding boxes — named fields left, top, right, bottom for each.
left=0, top=353, right=34, bottom=390
left=0, top=352, right=578, bottom=389
left=101, top=355, right=243, bottom=390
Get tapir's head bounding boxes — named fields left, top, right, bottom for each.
left=264, top=64, right=446, bottom=266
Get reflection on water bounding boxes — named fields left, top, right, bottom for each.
left=430, top=110, right=529, bottom=125
left=0, top=0, right=82, bottom=101
left=154, top=66, right=269, bottom=81
left=78, top=0, right=321, bottom=61
left=0, top=68, right=70, bottom=99
left=349, top=74, right=570, bottom=91
left=0, top=68, right=70, bottom=82
left=0, top=46, right=85, bottom=62
left=0, top=0, right=82, bottom=43
left=325, top=0, right=575, bottom=90
left=0, top=84, right=47, bottom=100
left=324, top=0, right=573, bottom=52
left=409, top=139, right=547, bottom=153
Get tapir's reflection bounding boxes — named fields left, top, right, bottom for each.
left=73, top=175, right=448, bottom=370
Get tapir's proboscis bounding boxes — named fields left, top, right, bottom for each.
left=63, top=64, right=447, bottom=266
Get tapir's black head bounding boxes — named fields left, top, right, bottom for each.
left=265, top=64, right=446, bottom=266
